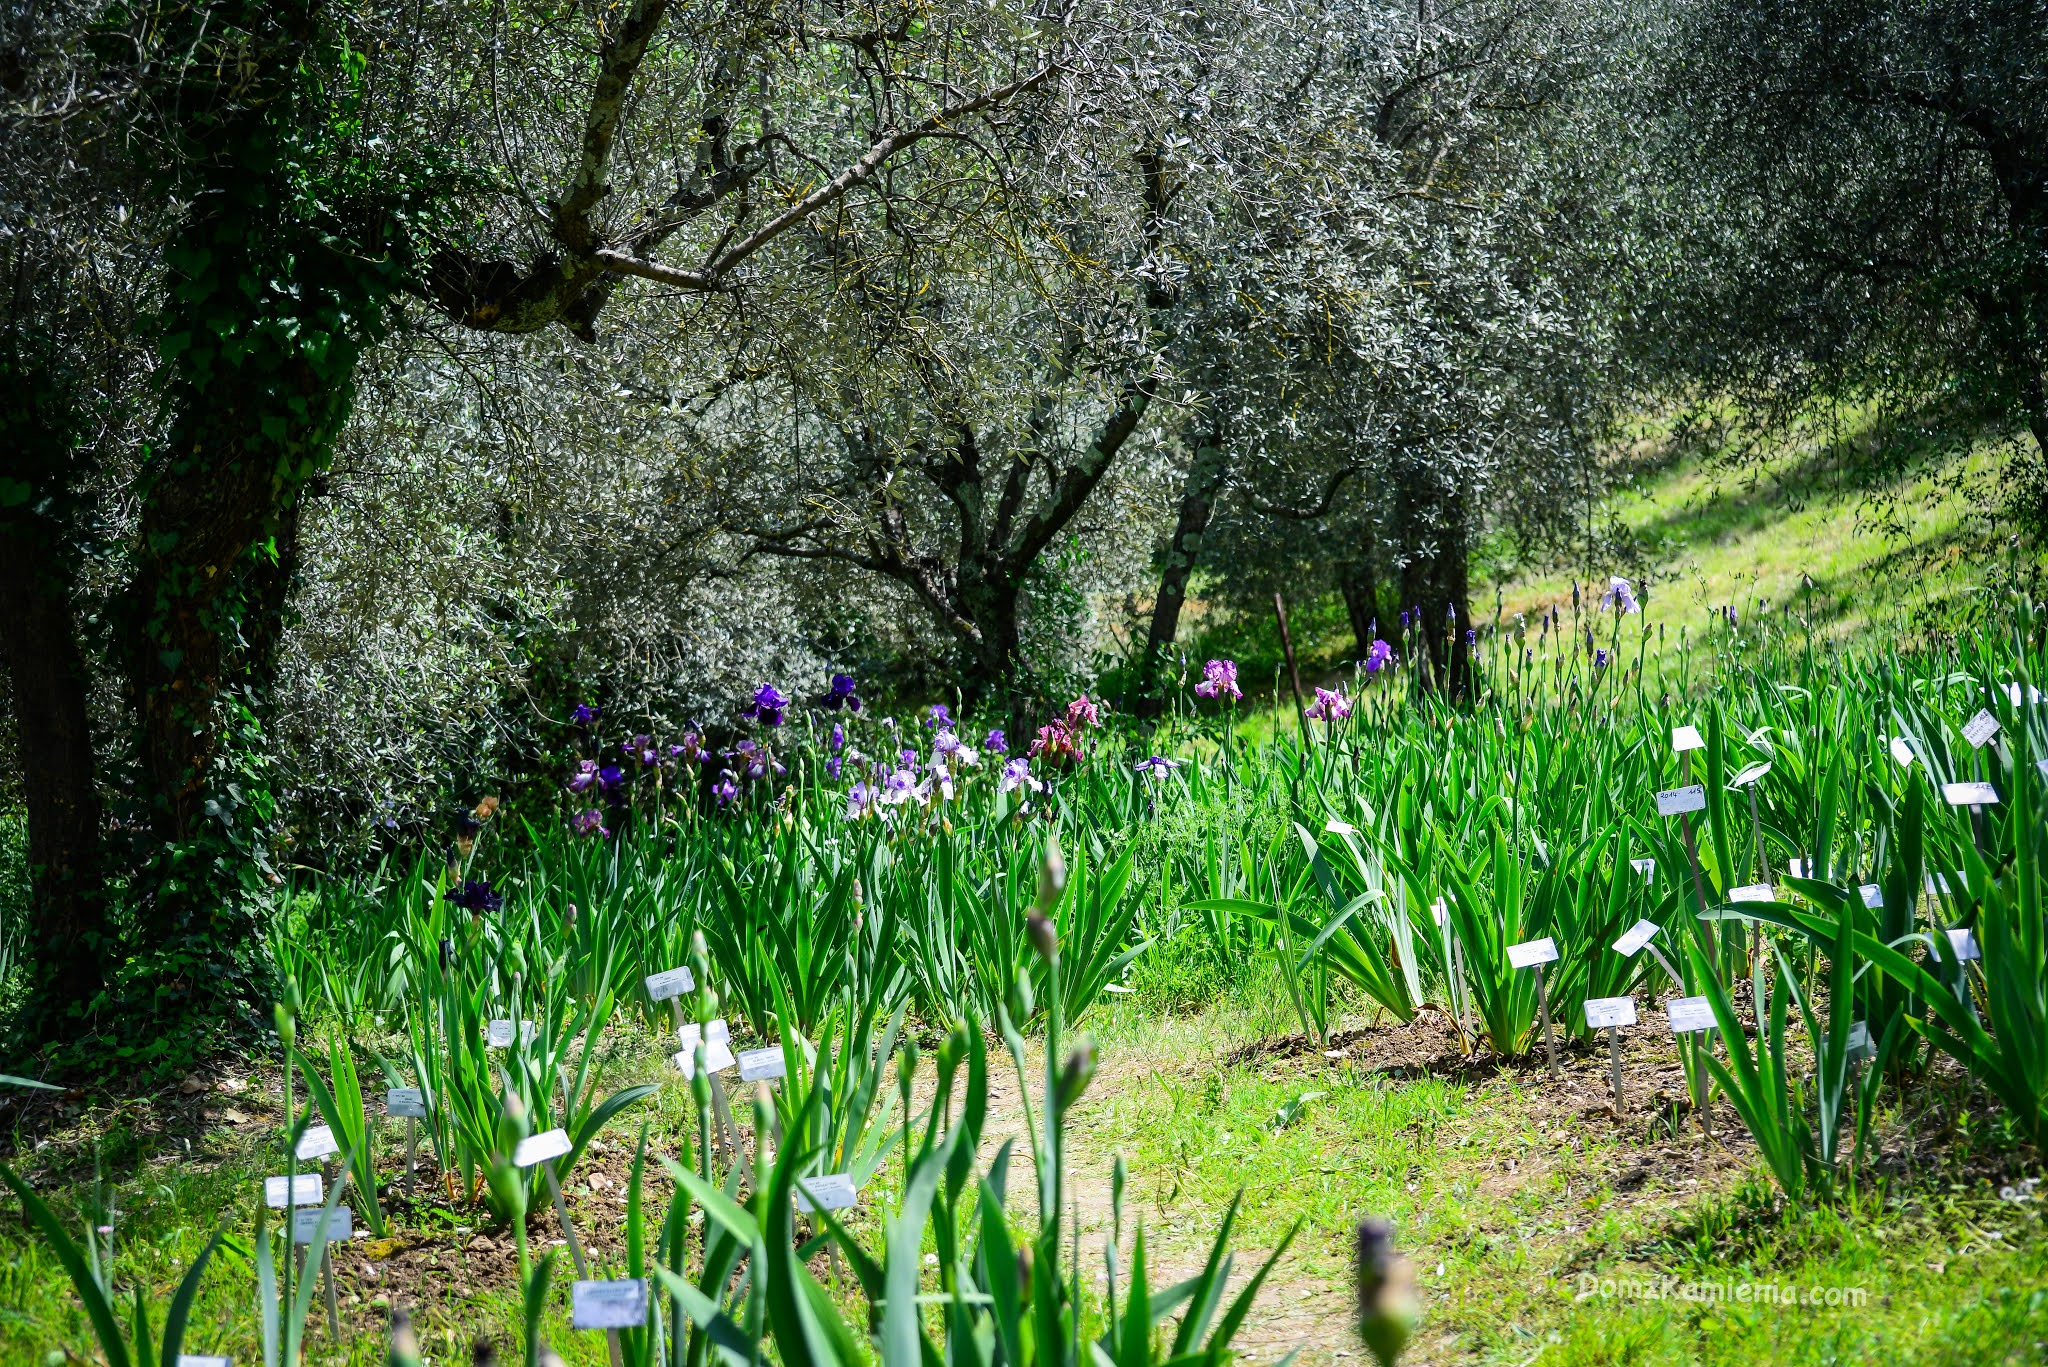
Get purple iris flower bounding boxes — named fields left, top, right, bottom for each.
left=926, top=703, right=952, bottom=729
left=571, top=702, right=598, bottom=727
left=746, top=683, right=789, bottom=726
left=623, top=734, right=659, bottom=767
left=999, top=757, right=1041, bottom=794
left=446, top=879, right=503, bottom=914
left=881, top=769, right=926, bottom=806
left=822, top=673, right=862, bottom=712
left=597, top=764, right=626, bottom=795
left=567, top=759, right=599, bottom=793
left=1600, top=577, right=1639, bottom=615
left=984, top=728, right=1007, bottom=754
left=1193, top=659, right=1241, bottom=701
left=1595, top=648, right=1611, bottom=668
left=1363, top=640, right=1393, bottom=673
left=712, top=770, right=740, bottom=804
left=1133, top=755, right=1180, bottom=778
left=572, top=809, right=609, bottom=838
left=1464, top=628, right=1477, bottom=646
left=846, top=781, right=876, bottom=818
left=900, top=748, right=918, bottom=772
left=826, top=755, right=843, bottom=780
left=1399, top=610, right=1410, bottom=629
left=1304, top=686, right=1352, bottom=721
left=830, top=723, right=846, bottom=751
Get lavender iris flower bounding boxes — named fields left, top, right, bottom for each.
left=624, top=734, right=659, bottom=767
left=573, top=809, right=609, bottom=838
left=830, top=723, right=846, bottom=751
left=1304, top=686, right=1352, bottom=721
left=1133, top=755, right=1180, bottom=778
left=826, top=755, right=843, bottom=781
left=567, top=759, right=599, bottom=793
left=712, top=770, right=740, bottom=804
left=999, top=757, right=1042, bottom=794
left=1599, top=577, right=1640, bottom=615
left=1192, top=659, right=1241, bottom=701
left=900, top=748, right=918, bottom=772
left=926, top=703, right=952, bottom=729
left=984, top=728, right=1007, bottom=754
left=880, top=769, right=927, bottom=806
left=1363, top=640, right=1393, bottom=673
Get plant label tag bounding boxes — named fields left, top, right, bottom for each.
left=1670, top=725, right=1705, bottom=753
left=292, top=1206, right=351, bottom=1244
left=1324, top=818, right=1357, bottom=834
left=1430, top=897, right=1448, bottom=926
left=1943, top=781, right=1999, bottom=807
left=1665, top=996, right=1715, bottom=1033
left=737, top=1047, right=787, bottom=1082
left=1506, top=937, right=1558, bottom=969
left=386, top=1087, right=427, bottom=1118
left=295, top=1125, right=339, bottom=1162
left=1889, top=735, right=1915, bottom=766
left=1946, top=927, right=1982, bottom=962
left=1102, top=983, right=1134, bottom=995
left=1926, top=871, right=1957, bottom=896
left=1612, top=919, right=1661, bottom=957
left=1962, top=709, right=2001, bottom=748
left=2009, top=683, right=2042, bottom=705
left=644, top=967, right=695, bottom=1001
left=512, top=1128, right=573, bottom=1168
left=485, top=1019, right=536, bottom=1048
left=1859, top=884, right=1885, bottom=909
left=571, top=1277, right=650, bottom=1329
left=264, top=1174, right=324, bottom=1208
left=1655, top=785, right=1706, bottom=816
left=1630, top=857, right=1656, bottom=877
left=2039, top=757, right=2048, bottom=780
left=1788, top=858, right=1808, bottom=879
left=1727, top=883, right=1774, bottom=903
left=1584, top=996, right=1637, bottom=1029
left=670, top=1039, right=736, bottom=1077
left=794, top=1173, right=857, bottom=1212
left=1845, top=1021, right=1874, bottom=1063
left=176, top=1356, right=234, bottom=1367
left=675, top=1018, right=731, bottom=1048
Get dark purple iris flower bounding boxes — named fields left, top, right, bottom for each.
left=1464, top=628, right=1477, bottom=646
left=830, top=723, right=846, bottom=751
left=571, top=703, right=599, bottom=727
left=1399, top=610, right=1410, bottom=629
left=984, top=729, right=1007, bottom=755
left=1595, top=647, right=1611, bottom=668
left=712, top=770, right=740, bottom=804
left=446, top=879, right=503, bottom=914
left=826, top=755, right=843, bottom=780
left=624, top=734, right=659, bottom=767
left=1363, top=640, right=1393, bottom=673
left=822, top=673, right=862, bottom=712
left=926, top=704, right=951, bottom=729
left=567, top=759, right=599, bottom=793
left=745, top=683, right=789, bottom=726
left=597, top=764, right=626, bottom=795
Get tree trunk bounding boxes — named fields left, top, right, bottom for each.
left=1132, top=425, right=1229, bottom=717
left=1337, top=552, right=1380, bottom=660
left=0, top=557, right=108, bottom=1042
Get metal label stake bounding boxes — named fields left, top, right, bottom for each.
left=1509, top=937, right=1562, bottom=1082
left=1534, top=964, right=1561, bottom=1082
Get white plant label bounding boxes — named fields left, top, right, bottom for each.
left=644, top=967, right=695, bottom=1001
left=2009, top=683, right=2042, bottom=706
left=1859, top=884, right=1885, bottom=910
left=572, top=1278, right=651, bottom=1329
left=1727, top=884, right=1775, bottom=904
left=264, top=1174, right=324, bottom=1208
left=1665, top=996, right=1716, bottom=1034
left=675, top=1018, right=731, bottom=1048
left=1630, top=857, right=1656, bottom=877
left=671, top=1040, right=736, bottom=1078
left=1655, top=785, right=1707, bottom=816
left=1612, top=919, right=1661, bottom=957
left=386, top=1087, right=427, bottom=1118
left=736, top=1047, right=788, bottom=1082
left=2038, top=757, right=2048, bottom=779
left=512, top=1128, right=573, bottom=1168
left=176, top=1356, right=234, bottom=1367
left=294, top=1125, right=339, bottom=1162
left=292, top=1206, right=352, bottom=1244
left=1962, top=709, right=2001, bottom=748
left=1584, top=996, right=1638, bottom=1029
left=1946, top=927, right=1982, bottom=962
left=1670, top=725, right=1705, bottom=753
left=794, top=1173, right=858, bottom=1212
left=1942, top=781, right=1999, bottom=807
left=1889, top=736, right=1915, bottom=767
left=1324, top=818, right=1357, bottom=834
left=1926, top=871, right=1958, bottom=896
left=1430, top=897, right=1448, bottom=926
left=1505, top=937, right=1559, bottom=969
left=1845, top=1021, right=1874, bottom=1063
left=486, top=1019, right=537, bottom=1048
left=1788, top=858, right=1808, bottom=879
